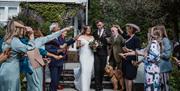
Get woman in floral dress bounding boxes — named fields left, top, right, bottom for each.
left=120, top=27, right=162, bottom=91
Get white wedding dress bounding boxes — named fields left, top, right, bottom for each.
left=74, top=37, right=94, bottom=91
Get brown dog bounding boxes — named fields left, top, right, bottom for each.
left=105, top=64, right=124, bottom=91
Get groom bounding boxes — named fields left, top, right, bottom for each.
left=93, top=20, right=111, bottom=91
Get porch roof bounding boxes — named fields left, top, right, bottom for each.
left=0, top=0, right=87, bottom=4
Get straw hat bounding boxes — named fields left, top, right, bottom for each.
left=125, top=23, right=140, bottom=32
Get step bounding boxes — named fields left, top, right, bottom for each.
left=22, top=62, right=144, bottom=90
left=44, top=81, right=113, bottom=89
left=23, top=69, right=111, bottom=82
left=57, top=89, right=114, bottom=91
left=60, top=74, right=111, bottom=81
left=63, top=63, right=80, bottom=70
left=23, top=76, right=113, bottom=89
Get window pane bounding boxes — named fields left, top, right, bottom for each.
left=8, top=7, right=17, bottom=18
left=0, top=7, right=5, bottom=20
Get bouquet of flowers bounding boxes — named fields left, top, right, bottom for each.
left=89, top=40, right=99, bottom=52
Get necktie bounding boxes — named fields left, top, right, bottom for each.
left=99, top=30, right=101, bottom=37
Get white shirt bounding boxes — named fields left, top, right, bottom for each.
left=98, top=29, right=104, bottom=37
left=114, top=34, right=118, bottom=40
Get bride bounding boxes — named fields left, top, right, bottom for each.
left=74, top=26, right=94, bottom=91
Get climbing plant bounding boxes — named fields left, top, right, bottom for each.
left=19, top=2, right=80, bottom=35
left=0, top=24, right=5, bottom=37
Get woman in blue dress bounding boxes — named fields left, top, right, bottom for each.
left=0, top=20, right=36, bottom=91
left=24, top=25, right=72, bottom=91
left=21, top=29, right=65, bottom=91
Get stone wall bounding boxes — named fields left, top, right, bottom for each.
left=66, top=51, right=79, bottom=63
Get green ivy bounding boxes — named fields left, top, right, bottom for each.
left=89, top=0, right=178, bottom=44
left=0, top=24, right=5, bottom=37
left=20, top=2, right=80, bottom=35
left=169, top=65, right=180, bottom=90
left=89, top=0, right=104, bottom=29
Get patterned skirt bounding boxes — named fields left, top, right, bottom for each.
left=145, top=62, right=160, bottom=91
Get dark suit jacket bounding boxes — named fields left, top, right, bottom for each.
left=93, top=29, right=111, bottom=56
left=45, top=37, right=65, bottom=67
left=45, top=36, right=75, bottom=67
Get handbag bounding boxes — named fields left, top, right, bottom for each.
left=27, top=48, right=45, bottom=69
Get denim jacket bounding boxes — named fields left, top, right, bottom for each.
left=159, top=37, right=173, bottom=73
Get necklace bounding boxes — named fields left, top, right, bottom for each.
left=125, top=34, right=134, bottom=43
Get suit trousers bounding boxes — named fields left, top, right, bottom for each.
left=49, top=65, right=63, bottom=91
left=94, top=54, right=107, bottom=91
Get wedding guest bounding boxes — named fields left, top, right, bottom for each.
left=120, top=27, right=162, bottom=91
left=0, top=20, right=35, bottom=91
left=19, top=29, right=65, bottom=91
left=45, top=22, right=76, bottom=91
left=108, top=25, right=125, bottom=90
left=74, top=25, right=95, bottom=91
left=122, top=23, right=141, bottom=91
left=93, top=20, right=111, bottom=91
left=157, top=25, right=172, bottom=91
left=0, top=20, right=73, bottom=91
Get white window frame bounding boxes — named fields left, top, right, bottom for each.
left=0, top=2, right=20, bottom=25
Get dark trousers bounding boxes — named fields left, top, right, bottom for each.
left=94, top=54, right=107, bottom=91
left=109, top=52, right=122, bottom=69
left=49, top=65, right=63, bottom=91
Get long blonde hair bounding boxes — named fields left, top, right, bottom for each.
left=153, top=28, right=162, bottom=42
left=4, top=20, right=24, bottom=44
left=156, top=25, right=168, bottom=38
left=146, top=27, right=162, bottom=51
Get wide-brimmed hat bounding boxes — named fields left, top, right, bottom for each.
left=125, top=23, right=140, bottom=33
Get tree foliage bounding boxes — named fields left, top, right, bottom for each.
left=89, top=0, right=104, bottom=28
left=89, top=0, right=180, bottom=43
left=169, top=65, right=180, bottom=91
left=19, top=3, right=80, bottom=35
left=0, top=24, right=5, bottom=37
left=89, top=0, right=180, bottom=90
left=160, top=0, right=180, bottom=41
